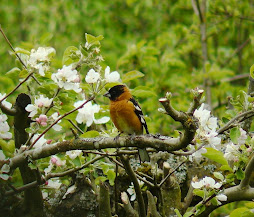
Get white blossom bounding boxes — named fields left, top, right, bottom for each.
left=127, top=180, right=144, bottom=201
left=85, top=69, right=100, bottom=83
left=0, top=114, right=12, bottom=139
left=104, top=66, right=120, bottom=83
left=50, top=112, right=62, bottom=131
left=28, top=47, right=55, bottom=76
left=224, top=142, right=240, bottom=162
left=62, top=185, right=77, bottom=199
left=66, top=150, right=82, bottom=159
left=238, top=128, right=247, bottom=145
left=74, top=101, right=109, bottom=127
left=0, top=93, right=12, bottom=109
left=216, top=193, right=227, bottom=202
left=192, top=176, right=222, bottom=189
left=193, top=103, right=221, bottom=150
left=189, top=146, right=207, bottom=163
left=25, top=95, right=53, bottom=117
left=52, top=65, right=81, bottom=93
left=47, top=179, right=62, bottom=189
left=31, top=134, right=47, bottom=149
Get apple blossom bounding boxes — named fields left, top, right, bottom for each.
left=31, top=134, right=47, bottom=149
left=27, top=47, right=56, bottom=76
left=85, top=69, right=100, bottom=83
left=50, top=112, right=62, bottom=131
left=104, top=66, right=120, bottom=83
left=193, top=103, right=221, bottom=150
left=127, top=180, right=144, bottom=201
left=46, top=179, right=62, bottom=189
left=191, top=176, right=222, bottom=189
left=36, top=114, right=48, bottom=126
left=0, top=93, right=12, bottom=109
left=52, top=65, right=81, bottom=93
left=224, top=142, right=240, bottom=162
left=66, top=150, right=82, bottom=159
left=74, top=100, right=110, bottom=127
left=0, top=114, right=12, bottom=139
left=25, top=95, right=53, bottom=117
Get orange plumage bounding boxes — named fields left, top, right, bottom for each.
left=104, top=85, right=150, bottom=162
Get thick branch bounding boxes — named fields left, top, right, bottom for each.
left=121, top=155, right=146, bottom=217
left=195, top=186, right=254, bottom=217
left=0, top=103, right=16, bottom=116
left=9, top=134, right=191, bottom=170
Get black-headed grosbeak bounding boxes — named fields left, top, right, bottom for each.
left=104, top=85, right=150, bottom=162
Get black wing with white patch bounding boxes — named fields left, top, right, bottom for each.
left=129, top=98, right=149, bottom=134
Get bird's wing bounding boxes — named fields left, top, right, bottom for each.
left=129, top=98, right=149, bottom=134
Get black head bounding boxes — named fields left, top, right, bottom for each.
left=103, top=85, right=126, bottom=101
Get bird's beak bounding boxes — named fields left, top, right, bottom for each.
left=103, top=91, right=111, bottom=98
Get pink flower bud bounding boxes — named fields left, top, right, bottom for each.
left=37, top=102, right=44, bottom=108
left=36, top=114, right=48, bottom=126
left=47, top=139, right=52, bottom=144
left=51, top=156, right=57, bottom=164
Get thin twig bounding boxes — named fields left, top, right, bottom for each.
left=217, top=109, right=254, bottom=134
left=0, top=71, right=34, bottom=104
left=67, top=119, right=84, bottom=134
left=221, top=38, right=250, bottom=68
left=0, top=26, right=40, bottom=85
left=159, top=160, right=186, bottom=187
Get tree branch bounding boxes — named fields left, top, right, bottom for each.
left=240, top=154, right=254, bottom=189
left=120, top=155, right=146, bottom=217
left=9, top=134, right=193, bottom=170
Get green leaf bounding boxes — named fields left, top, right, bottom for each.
left=174, top=209, right=183, bottom=217
left=62, top=46, right=79, bottom=65
left=250, top=64, right=254, bottom=79
left=106, top=169, right=116, bottom=186
left=72, top=157, right=81, bottom=167
left=220, top=165, right=233, bottom=172
left=131, top=86, right=156, bottom=98
left=236, top=168, right=245, bottom=180
left=85, top=33, right=104, bottom=46
left=6, top=67, right=21, bottom=77
left=230, top=207, right=254, bottom=217
left=245, top=202, right=254, bottom=209
left=28, top=163, right=37, bottom=170
left=213, top=172, right=224, bottom=181
left=195, top=204, right=205, bottom=215
left=122, top=70, right=144, bottom=83
left=193, top=189, right=205, bottom=198
left=0, top=140, right=15, bottom=156
left=183, top=212, right=193, bottom=217
left=15, top=47, right=30, bottom=55
left=80, top=130, right=100, bottom=138
left=230, top=127, right=241, bottom=144
left=202, top=147, right=228, bottom=165
left=39, top=32, right=53, bottom=44
left=95, top=176, right=107, bottom=185
left=19, top=69, right=29, bottom=78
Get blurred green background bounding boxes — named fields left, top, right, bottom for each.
left=1, top=0, right=254, bottom=136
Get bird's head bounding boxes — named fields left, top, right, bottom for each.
left=103, top=85, right=131, bottom=101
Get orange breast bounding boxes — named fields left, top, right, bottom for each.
left=110, top=100, right=142, bottom=135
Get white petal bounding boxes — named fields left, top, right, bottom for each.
left=94, top=116, right=110, bottom=124
left=216, top=194, right=227, bottom=201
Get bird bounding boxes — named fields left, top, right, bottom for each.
left=103, top=84, right=150, bottom=162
